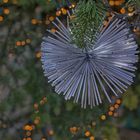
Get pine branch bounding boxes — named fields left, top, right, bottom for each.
left=126, top=0, right=140, bottom=6
left=70, top=0, right=107, bottom=48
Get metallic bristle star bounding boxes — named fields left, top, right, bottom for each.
left=41, top=15, right=139, bottom=108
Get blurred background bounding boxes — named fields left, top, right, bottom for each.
left=0, top=0, right=140, bottom=140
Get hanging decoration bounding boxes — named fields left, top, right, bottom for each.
left=41, top=9, right=138, bottom=108
left=41, top=0, right=139, bottom=108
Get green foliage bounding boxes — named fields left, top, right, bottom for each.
left=127, top=0, right=140, bottom=5
left=18, top=0, right=56, bottom=12
left=123, top=88, right=139, bottom=110
left=18, top=0, right=76, bottom=12
left=71, top=0, right=106, bottom=48
left=102, top=124, right=120, bottom=140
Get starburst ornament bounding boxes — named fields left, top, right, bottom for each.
left=41, top=14, right=138, bottom=108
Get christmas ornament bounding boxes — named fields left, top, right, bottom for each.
left=41, top=14, right=138, bottom=108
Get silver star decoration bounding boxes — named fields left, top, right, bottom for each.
left=41, top=15, right=139, bottom=108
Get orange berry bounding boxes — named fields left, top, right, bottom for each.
left=34, top=103, right=39, bottom=109
left=3, top=0, right=9, bottom=3
left=40, top=100, right=45, bottom=105
left=71, top=4, right=76, bottom=8
left=0, top=16, right=4, bottom=22
left=16, top=41, right=21, bottom=46
left=85, top=131, right=91, bottom=137
left=51, top=28, right=56, bottom=33
left=49, top=16, right=54, bottom=21
left=56, top=10, right=61, bottom=16
left=34, top=119, right=40, bottom=125
left=36, top=51, right=41, bottom=58
left=108, top=111, right=113, bottom=116
left=34, top=117, right=40, bottom=125
left=101, top=115, right=106, bottom=121
left=115, top=1, right=121, bottom=6
left=109, top=1, right=115, bottom=6
left=72, top=127, right=77, bottom=132
left=24, top=125, right=33, bottom=131
left=116, top=99, right=121, bottom=104
left=31, top=19, right=37, bottom=25
left=128, top=12, right=134, bottom=17
left=70, top=126, right=78, bottom=134
left=120, top=8, right=126, bottom=14
left=109, top=106, right=115, bottom=111
left=48, top=130, right=54, bottom=136
left=103, top=20, right=108, bottom=26
left=27, top=138, right=32, bottom=140
left=61, top=8, right=67, bottom=15
left=42, top=138, right=46, bottom=140
left=114, top=104, right=119, bottom=109
left=3, top=8, right=10, bottom=14
left=90, top=136, right=95, bottom=140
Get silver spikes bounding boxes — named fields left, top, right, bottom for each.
left=41, top=16, right=138, bottom=108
